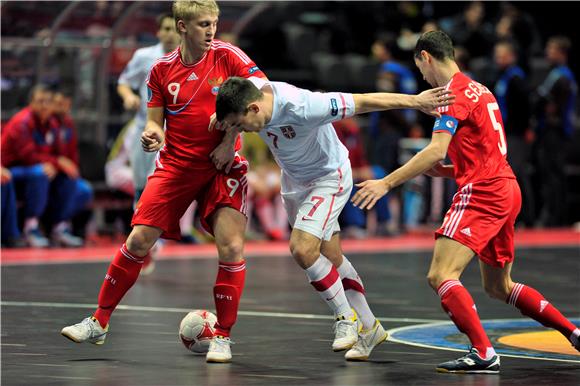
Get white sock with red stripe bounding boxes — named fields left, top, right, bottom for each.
left=306, top=256, right=353, bottom=319
left=336, top=255, right=375, bottom=330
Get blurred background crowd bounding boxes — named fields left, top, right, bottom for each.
left=1, top=1, right=578, bottom=248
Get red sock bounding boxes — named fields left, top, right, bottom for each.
left=438, top=280, right=493, bottom=357
left=93, top=244, right=145, bottom=328
left=213, top=260, right=246, bottom=337
left=508, top=283, right=577, bottom=339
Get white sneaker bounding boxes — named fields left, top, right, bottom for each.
left=332, top=313, right=359, bottom=352
left=52, top=229, right=84, bottom=248
left=61, top=316, right=108, bottom=345
left=206, top=336, right=232, bottom=363
left=140, top=240, right=162, bottom=276
left=345, top=320, right=388, bottom=361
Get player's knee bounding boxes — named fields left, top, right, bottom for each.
left=216, top=237, right=244, bottom=262
left=126, top=229, right=157, bottom=256
left=289, top=242, right=319, bottom=269
left=426, top=272, right=443, bottom=290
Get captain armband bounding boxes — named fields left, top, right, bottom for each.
left=433, top=115, right=458, bottom=135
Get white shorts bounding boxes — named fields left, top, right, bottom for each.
left=281, top=160, right=352, bottom=241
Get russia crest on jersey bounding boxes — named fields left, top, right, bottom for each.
left=280, top=125, right=296, bottom=139
left=208, top=76, right=223, bottom=95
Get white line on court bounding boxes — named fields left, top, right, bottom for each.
left=5, top=301, right=577, bottom=363
left=386, top=323, right=580, bottom=364
left=0, top=301, right=442, bottom=324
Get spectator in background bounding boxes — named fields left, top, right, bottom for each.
left=494, top=40, right=534, bottom=227
left=51, top=90, right=94, bottom=240
left=370, top=33, right=423, bottom=233
left=495, top=3, right=542, bottom=73
left=453, top=46, right=473, bottom=78
left=334, top=117, right=390, bottom=238
left=440, top=2, right=494, bottom=59
left=1, top=167, right=24, bottom=247
left=534, top=36, right=578, bottom=226
left=369, top=33, right=418, bottom=170
left=1, top=85, right=82, bottom=247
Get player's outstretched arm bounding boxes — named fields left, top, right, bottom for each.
left=352, top=87, right=455, bottom=116
left=352, top=132, right=452, bottom=210
left=141, top=107, right=165, bottom=152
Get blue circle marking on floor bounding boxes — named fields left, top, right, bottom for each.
left=387, top=318, right=580, bottom=363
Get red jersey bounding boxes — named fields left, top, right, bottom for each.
left=1, top=107, right=59, bottom=167
left=53, top=114, right=79, bottom=165
left=146, top=40, right=265, bottom=167
left=433, top=72, right=515, bottom=187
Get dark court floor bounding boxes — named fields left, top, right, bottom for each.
left=2, top=246, right=579, bottom=386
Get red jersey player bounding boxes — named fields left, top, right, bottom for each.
left=352, top=31, right=579, bottom=373
left=62, top=0, right=266, bottom=363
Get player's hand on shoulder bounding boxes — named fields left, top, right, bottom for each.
left=351, top=179, right=391, bottom=210
left=141, top=127, right=164, bottom=152
left=416, top=87, right=455, bottom=118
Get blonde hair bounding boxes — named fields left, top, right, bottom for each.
left=172, top=1, right=220, bottom=26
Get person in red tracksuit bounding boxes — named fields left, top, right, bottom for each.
left=1, top=85, right=84, bottom=247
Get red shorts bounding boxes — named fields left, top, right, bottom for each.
left=435, top=178, right=521, bottom=268
left=132, top=155, right=249, bottom=240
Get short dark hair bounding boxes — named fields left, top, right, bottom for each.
left=548, top=35, right=571, bottom=55
left=414, top=31, right=455, bottom=61
left=495, top=38, right=520, bottom=57
left=216, top=77, right=263, bottom=121
left=28, top=84, right=51, bottom=102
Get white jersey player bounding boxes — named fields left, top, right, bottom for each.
left=116, top=14, right=179, bottom=200
left=213, top=76, right=455, bottom=360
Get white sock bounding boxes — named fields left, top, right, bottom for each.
left=570, top=328, right=580, bottom=346
left=24, top=217, right=39, bottom=233
left=484, top=347, right=497, bottom=360
left=53, top=221, right=69, bottom=234
left=305, top=256, right=353, bottom=319
left=336, top=255, right=376, bottom=330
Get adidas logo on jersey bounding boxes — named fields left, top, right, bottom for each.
left=460, top=227, right=472, bottom=237
left=187, top=71, right=198, bottom=81
left=540, top=300, right=549, bottom=313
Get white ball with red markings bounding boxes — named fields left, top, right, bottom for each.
left=179, top=310, right=217, bottom=353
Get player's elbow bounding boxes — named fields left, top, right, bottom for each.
left=426, top=145, right=447, bottom=163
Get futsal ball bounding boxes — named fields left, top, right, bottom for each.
left=179, top=310, right=217, bottom=353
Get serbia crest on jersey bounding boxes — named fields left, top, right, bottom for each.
left=146, top=40, right=265, bottom=166
left=433, top=72, right=515, bottom=187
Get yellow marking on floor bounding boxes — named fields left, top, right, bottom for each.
left=498, top=331, right=579, bottom=356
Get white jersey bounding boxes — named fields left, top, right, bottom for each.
left=118, top=43, right=165, bottom=128
left=250, top=78, right=355, bottom=183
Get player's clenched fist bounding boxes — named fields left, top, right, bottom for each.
left=351, top=179, right=392, bottom=210
left=141, top=126, right=165, bottom=152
